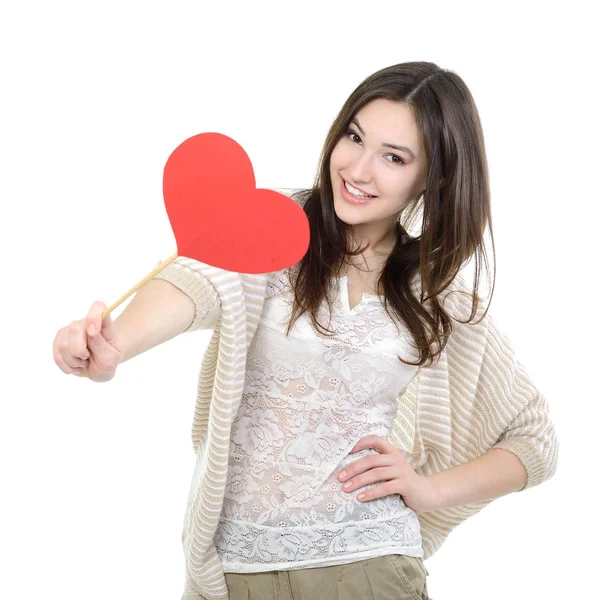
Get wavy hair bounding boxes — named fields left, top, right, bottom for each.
left=284, top=61, right=496, bottom=368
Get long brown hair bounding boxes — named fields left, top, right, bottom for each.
left=284, top=61, right=496, bottom=368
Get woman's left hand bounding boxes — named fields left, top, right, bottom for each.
left=338, top=434, right=439, bottom=513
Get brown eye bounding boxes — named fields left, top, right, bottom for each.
left=386, top=154, right=405, bottom=165
left=347, top=129, right=361, bottom=143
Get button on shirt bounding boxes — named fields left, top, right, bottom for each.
left=214, top=269, right=424, bottom=572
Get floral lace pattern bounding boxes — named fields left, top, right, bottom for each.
left=214, top=269, right=423, bottom=572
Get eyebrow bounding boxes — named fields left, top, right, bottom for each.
left=350, top=117, right=417, bottom=160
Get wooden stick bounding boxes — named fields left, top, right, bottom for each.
left=101, top=252, right=179, bottom=319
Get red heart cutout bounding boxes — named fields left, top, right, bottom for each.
left=163, top=132, right=310, bottom=274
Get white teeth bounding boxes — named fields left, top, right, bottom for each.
left=344, top=181, right=372, bottom=198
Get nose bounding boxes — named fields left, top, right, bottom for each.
left=348, top=151, right=374, bottom=184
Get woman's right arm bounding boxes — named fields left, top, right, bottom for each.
left=53, top=267, right=220, bottom=382
left=115, top=278, right=196, bottom=364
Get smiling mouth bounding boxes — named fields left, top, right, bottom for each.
left=339, top=178, right=376, bottom=206
left=341, top=177, right=377, bottom=198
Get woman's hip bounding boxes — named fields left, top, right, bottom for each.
left=224, top=554, right=430, bottom=600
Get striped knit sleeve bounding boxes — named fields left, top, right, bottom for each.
left=151, top=256, right=221, bottom=333
left=483, top=316, right=559, bottom=490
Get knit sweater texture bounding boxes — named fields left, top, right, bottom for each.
left=152, top=189, right=559, bottom=600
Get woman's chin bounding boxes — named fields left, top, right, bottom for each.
left=332, top=197, right=365, bottom=225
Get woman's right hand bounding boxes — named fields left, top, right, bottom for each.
left=53, top=301, right=122, bottom=383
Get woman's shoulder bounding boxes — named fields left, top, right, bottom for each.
left=265, top=267, right=293, bottom=298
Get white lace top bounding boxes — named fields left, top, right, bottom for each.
left=214, top=268, right=424, bottom=572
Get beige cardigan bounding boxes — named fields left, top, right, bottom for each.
left=153, top=197, right=559, bottom=600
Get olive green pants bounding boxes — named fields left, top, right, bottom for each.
left=220, top=554, right=430, bottom=600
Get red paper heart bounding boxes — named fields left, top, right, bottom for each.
left=163, top=132, right=310, bottom=274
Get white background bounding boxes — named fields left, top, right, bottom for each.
left=1, top=1, right=598, bottom=598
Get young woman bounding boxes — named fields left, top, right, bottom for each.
left=53, top=62, right=558, bottom=600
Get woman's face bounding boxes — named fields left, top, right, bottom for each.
left=329, top=98, right=427, bottom=242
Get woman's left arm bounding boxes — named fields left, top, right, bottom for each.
left=427, top=317, right=560, bottom=511
left=425, top=448, right=527, bottom=511
left=346, top=312, right=559, bottom=514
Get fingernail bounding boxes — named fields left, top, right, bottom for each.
left=338, top=471, right=347, bottom=480
left=88, top=325, right=95, bottom=336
